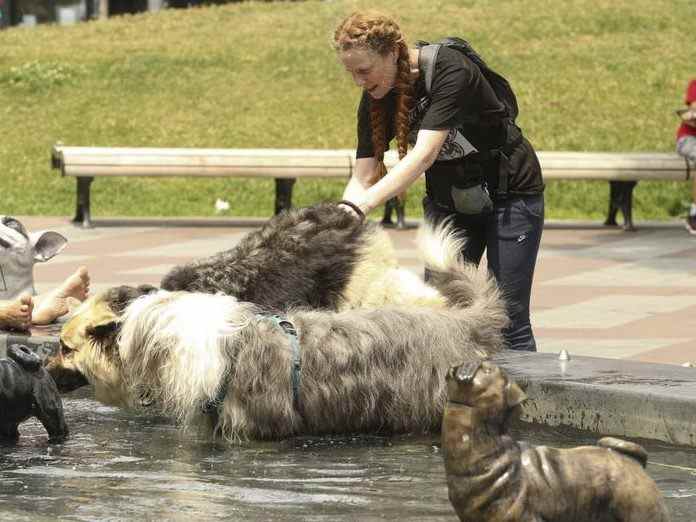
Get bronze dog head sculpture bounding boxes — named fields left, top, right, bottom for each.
left=442, top=360, right=670, bottom=522
left=1, top=344, right=68, bottom=442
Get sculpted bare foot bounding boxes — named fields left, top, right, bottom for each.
left=32, top=267, right=90, bottom=325
left=0, top=294, right=34, bottom=331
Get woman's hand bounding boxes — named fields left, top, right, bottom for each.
left=341, top=129, right=448, bottom=216
left=337, top=200, right=366, bottom=221
left=361, top=129, right=448, bottom=210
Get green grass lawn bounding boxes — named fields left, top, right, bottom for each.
left=0, top=0, right=692, bottom=220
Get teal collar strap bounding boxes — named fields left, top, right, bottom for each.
left=201, top=313, right=302, bottom=417
left=263, top=314, right=302, bottom=412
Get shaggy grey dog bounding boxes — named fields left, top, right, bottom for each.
left=48, top=223, right=508, bottom=442
left=160, top=203, right=445, bottom=312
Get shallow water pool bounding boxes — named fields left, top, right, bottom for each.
left=1, top=388, right=694, bottom=521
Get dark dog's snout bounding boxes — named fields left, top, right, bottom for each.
left=45, top=361, right=89, bottom=393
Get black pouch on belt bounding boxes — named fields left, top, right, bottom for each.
left=426, top=157, right=494, bottom=215
left=449, top=161, right=494, bottom=215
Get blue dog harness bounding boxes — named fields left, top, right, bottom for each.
left=202, top=314, right=302, bottom=415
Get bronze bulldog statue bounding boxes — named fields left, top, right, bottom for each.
left=0, top=345, right=68, bottom=442
left=442, top=360, right=670, bottom=522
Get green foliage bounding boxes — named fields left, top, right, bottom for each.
left=0, top=0, right=691, bottom=219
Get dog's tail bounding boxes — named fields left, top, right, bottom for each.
left=417, top=221, right=509, bottom=352
left=598, top=437, right=648, bottom=468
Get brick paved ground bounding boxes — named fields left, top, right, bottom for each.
left=18, top=216, right=696, bottom=365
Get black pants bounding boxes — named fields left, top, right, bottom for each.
left=424, top=194, right=544, bottom=352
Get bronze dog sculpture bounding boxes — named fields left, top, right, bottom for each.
left=442, top=361, right=670, bottom=522
left=0, top=344, right=68, bottom=442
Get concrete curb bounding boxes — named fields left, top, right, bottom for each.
left=493, top=351, right=696, bottom=447
left=0, top=325, right=61, bottom=362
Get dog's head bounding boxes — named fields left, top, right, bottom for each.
left=45, top=284, right=157, bottom=400
left=446, top=360, right=527, bottom=422
left=0, top=216, right=67, bottom=298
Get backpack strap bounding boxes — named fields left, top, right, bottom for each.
left=419, top=41, right=522, bottom=202
left=492, top=122, right=524, bottom=201
left=418, top=44, right=441, bottom=95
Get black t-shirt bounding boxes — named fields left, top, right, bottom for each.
left=356, top=46, right=544, bottom=198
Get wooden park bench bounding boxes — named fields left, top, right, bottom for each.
left=538, top=152, right=692, bottom=230
left=51, top=145, right=692, bottom=230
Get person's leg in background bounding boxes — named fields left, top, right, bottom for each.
left=485, top=194, right=544, bottom=352
left=677, top=136, right=696, bottom=235
left=691, top=177, right=696, bottom=236
left=692, top=177, right=696, bottom=234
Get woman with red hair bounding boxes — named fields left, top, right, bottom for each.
left=333, top=11, right=544, bottom=352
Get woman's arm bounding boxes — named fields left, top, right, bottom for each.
left=344, top=128, right=449, bottom=215
left=342, top=156, right=378, bottom=203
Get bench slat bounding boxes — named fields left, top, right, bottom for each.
left=541, top=170, right=688, bottom=181
left=63, top=156, right=353, bottom=168
left=537, top=153, right=687, bottom=172
left=64, top=165, right=351, bottom=178
left=54, top=146, right=357, bottom=158
left=54, top=146, right=689, bottom=181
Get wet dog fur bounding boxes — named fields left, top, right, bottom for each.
left=47, top=223, right=508, bottom=442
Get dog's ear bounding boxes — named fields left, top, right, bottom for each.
left=137, top=284, right=159, bottom=295
left=85, top=320, right=120, bottom=353
left=454, top=361, right=482, bottom=383
left=446, top=362, right=481, bottom=407
left=1, top=216, right=28, bottom=239
left=504, top=379, right=527, bottom=408
left=160, top=265, right=197, bottom=291
left=104, top=285, right=157, bottom=315
left=30, top=231, right=68, bottom=262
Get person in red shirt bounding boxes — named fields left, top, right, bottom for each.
left=676, top=79, right=696, bottom=235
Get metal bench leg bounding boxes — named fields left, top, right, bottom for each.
left=274, top=178, right=296, bottom=215
left=604, top=182, right=620, bottom=227
left=620, top=181, right=637, bottom=232
left=604, top=181, right=637, bottom=232
left=72, top=177, right=94, bottom=228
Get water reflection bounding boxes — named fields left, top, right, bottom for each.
left=0, top=388, right=693, bottom=521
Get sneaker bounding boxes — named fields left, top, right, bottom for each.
left=687, top=214, right=696, bottom=236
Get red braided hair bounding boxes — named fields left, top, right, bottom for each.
left=334, top=12, right=415, bottom=188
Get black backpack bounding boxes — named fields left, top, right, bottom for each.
left=416, top=37, right=519, bottom=122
